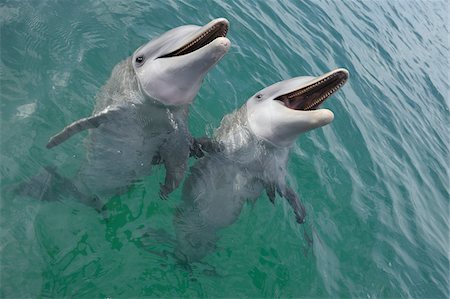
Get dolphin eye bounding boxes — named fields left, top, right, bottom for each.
left=256, top=94, right=263, bottom=100
left=135, top=56, right=144, bottom=63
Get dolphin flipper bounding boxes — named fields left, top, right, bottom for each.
left=159, top=158, right=187, bottom=199
left=190, top=137, right=223, bottom=158
left=151, top=136, right=222, bottom=163
left=46, top=106, right=120, bottom=149
left=276, top=185, right=307, bottom=224
left=264, top=182, right=276, bottom=204
left=158, top=132, right=191, bottom=199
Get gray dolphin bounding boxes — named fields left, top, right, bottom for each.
left=35, top=19, right=230, bottom=208
left=174, top=69, right=349, bottom=263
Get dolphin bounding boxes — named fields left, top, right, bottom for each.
left=27, top=19, right=231, bottom=209
left=174, top=68, right=349, bottom=263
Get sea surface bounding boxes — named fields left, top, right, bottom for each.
left=1, top=0, right=448, bottom=298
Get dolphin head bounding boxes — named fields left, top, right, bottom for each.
left=132, top=18, right=230, bottom=106
left=246, top=68, right=349, bottom=147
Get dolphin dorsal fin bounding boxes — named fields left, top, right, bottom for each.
left=46, top=106, right=120, bottom=149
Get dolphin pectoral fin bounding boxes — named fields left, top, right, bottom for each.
left=277, top=186, right=307, bottom=224
left=151, top=153, right=163, bottom=165
left=265, top=183, right=276, bottom=205
left=159, top=183, right=170, bottom=200
left=190, top=137, right=223, bottom=158
left=159, top=147, right=189, bottom=199
left=46, top=106, right=120, bottom=149
left=158, top=131, right=191, bottom=198
left=159, top=160, right=187, bottom=199
left=47, top=115, right=104, bottom=148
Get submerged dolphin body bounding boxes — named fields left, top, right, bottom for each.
left=33, top=19, right=231, bottom=208
left=174, top=69, right=349, bottom=263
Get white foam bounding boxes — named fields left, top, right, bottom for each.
left=16, top=103, right=37, bottom=119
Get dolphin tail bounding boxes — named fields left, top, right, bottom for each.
left=11, top=166, right=64, bottom=201
left=10, top=166, right=103, bottom=211
left=139, top=227, right=221, bottom=275
left=138, top=227, right=176, bottom=259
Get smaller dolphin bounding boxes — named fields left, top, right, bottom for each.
left=20, top=19, right=230, bottom=210
left=174, top=69, right=349, bottom=263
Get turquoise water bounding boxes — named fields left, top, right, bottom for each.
left=1, top=0, right=448, bottom=298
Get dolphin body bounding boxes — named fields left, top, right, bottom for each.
left=34, top=19, right=230, bottom=208
left=174, top=69, right=349, bottom=263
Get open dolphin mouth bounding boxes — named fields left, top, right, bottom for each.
left=275, top=69, right=349, bottom=110
left=159, top=19, right=229, bottom=58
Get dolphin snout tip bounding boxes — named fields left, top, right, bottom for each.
left=320, top=109, right=334, bottom=124
left=336, top=68, right=349, bottom=76
left=213, top=37, right=231, bottom=52
left=213, top=17, right=229, bottom=26
left=219, top=37, right=231, bottom=48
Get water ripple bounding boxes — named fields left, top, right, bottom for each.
left=1, top=0, right=448, bottom=298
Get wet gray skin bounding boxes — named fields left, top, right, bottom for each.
left=41, top=18, right=230, bottom=209
left=174, top=69, right=349, bottom=263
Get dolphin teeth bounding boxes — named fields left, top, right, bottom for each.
left=302, top=73, right=347, bottom=110
left=287, top=72, right=339, bottom=99
left=276, top=70, right=347, bottom=111
left=172, top=22, right=227, bottom=56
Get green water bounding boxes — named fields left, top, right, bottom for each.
left=1, top=0, right=448, bottom=298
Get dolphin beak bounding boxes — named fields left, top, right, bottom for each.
left=275, top=68, right=349, bottom=110
left=159, top=18, right=229, bottom=58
